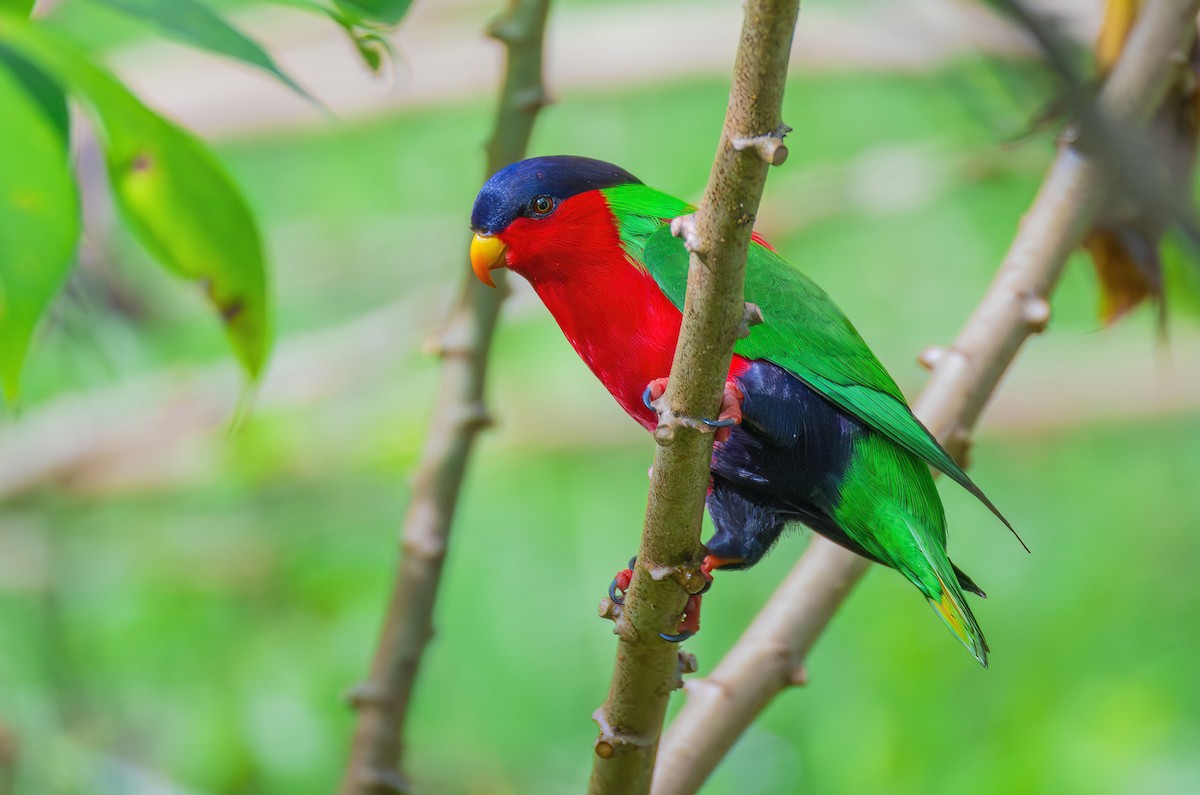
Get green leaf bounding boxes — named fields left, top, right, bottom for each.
left=266, top=0, right=395, bottom=73
left=1163, top=239, right=1200, bottom=320
left=0, top=42, right=68, bottom=143
left=85, top=0, right=312, bottom=101
left=0, top=1, right=34, bottom=17
left=0, top=13, right=272, bottom=378
left=333, top=0, right=413, bottom=27
left=0, top=50, right=79, bottom=402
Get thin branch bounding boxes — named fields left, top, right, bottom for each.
left=995, top=0, right=1200, bottom=252
left=0, top=722, right=15, bottom=795
left=586, top=2, right=800, bottom=795
left=336, top=1, right=551, bottom=793
left=650, top=1, right=1200, bottom=793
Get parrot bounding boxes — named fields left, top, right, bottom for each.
left=469, top=155, right=1023, bottom=666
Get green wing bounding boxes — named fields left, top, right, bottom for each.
left=605, top=184, right=1017, bottom=539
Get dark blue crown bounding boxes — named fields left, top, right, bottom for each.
left=470, top=156, right=641, bottom=234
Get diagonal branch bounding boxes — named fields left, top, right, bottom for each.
left=585, top=2, right=800, bottom=795
left=650, top=1, right=1200, bottom=793
left=336, top=1, right=551, bottom=793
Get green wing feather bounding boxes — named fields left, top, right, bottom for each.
left=603, top=184, right=1020, bottom=544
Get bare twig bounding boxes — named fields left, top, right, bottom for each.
left=650, top=2, right=1200, bottom=793
left=0, top=723, right=15, bottom=795
left=586, top=2, right=800, bottom=795
left=336, top=1, right=551, bottom=793
left=995, top=0, right=1200, bottom=250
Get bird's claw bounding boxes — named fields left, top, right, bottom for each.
left=608, top=577, right=624, bottom=605
left=642, top=378, right=744, bottom=443
left=612, top=558, right=712, bottom=640
left=660, top=593, right=703, bottom=643
left=608, top=556, right=637, bottom=606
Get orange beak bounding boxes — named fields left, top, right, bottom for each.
left=470, top=234, right=508, bottom=288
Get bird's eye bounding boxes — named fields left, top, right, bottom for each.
left=530, top=195, right=554, bottom=216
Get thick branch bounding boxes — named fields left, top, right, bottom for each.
left=336, top=2, right=551, bottom=793
left=650, top=2, right=1200, bottom=793
left=586, top=3, right=800, bottom=795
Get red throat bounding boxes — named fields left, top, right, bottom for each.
left=497, top=190, right=749, bottom=429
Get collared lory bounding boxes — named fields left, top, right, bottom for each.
left=469, top=156, right=1022, bottom=666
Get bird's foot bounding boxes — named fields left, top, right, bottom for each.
left=608, top=556, right=637, bottom=606
left=697, top=553, right=722, bottom=592
left=610, top=553, right=724, bottom=640
left=642, top=379, right=744, bottom=443
left=660, top=554, right=725, bottom=642
left=661, top=593, right=703, bottom=643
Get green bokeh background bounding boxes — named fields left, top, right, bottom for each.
left=2, top=1, right=1199, bottom=793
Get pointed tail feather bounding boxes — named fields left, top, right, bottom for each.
left=928, top=574, right=990, bottom=667
left=952, top=560, right=986, bottom=598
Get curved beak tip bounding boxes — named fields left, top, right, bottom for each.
left=470, top=234, right=507, bottom=288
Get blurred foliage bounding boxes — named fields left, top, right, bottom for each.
left=1, top=2, right=1199, bottom=794
left=0, top=5, right=274, bottom=397
left=0, top=0, right=416, bottom=401
left=0, top=45, right=78, bottom=402
left=86, top=0, right=311, bottom=97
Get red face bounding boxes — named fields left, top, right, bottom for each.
left=472, top=190, right=630, bottom=289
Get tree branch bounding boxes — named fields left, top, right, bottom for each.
left=650, top=2, right=1200, bottom=793
left=336, top=1, right=551, bottom=793
left=586, top=2, right=800, bottom=795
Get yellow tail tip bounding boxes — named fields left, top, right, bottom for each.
left=930, top=577, right=989, bottom=668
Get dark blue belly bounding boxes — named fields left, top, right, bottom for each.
left=705, top=359, right=865, bottom=568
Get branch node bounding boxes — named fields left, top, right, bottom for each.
left=789, top=664, right=809, bottom=687
left=653, top=424, right=676, bottom=446
left=668, top=564, right=711, bottom=595
left=598, top=597, right=622, bottom=623
left=669, top=213, right=701, bottom=253
left=917, top=345, right=946, bottom=371
left=682, top=675, right=730, bottom=701
left=732, top=124, right=793, bottom=166
left=513, top=86, right=550, bottom=113
left=1020, top=293, right=1052, bottom=332
left=649, top=392, right=727, bottom=439
left=457, top=401, right=494, bottom=432
left=599, top=598, right=637, bottom=640
left=344, top=683, right=394, bottom=709
left=739, top=302, right=765, bottom=338
left=592, top=708, right=656, bottom=758
left=671, top=650, right=699, bottom=690
left=355, top=766, right=411, bottom=794
left=486, top=18, right=528, bottom=45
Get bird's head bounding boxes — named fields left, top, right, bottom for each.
left=469, top=155, right=641, bottom=286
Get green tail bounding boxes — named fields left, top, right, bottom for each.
left=833, top=433, right=990, bottom=667
left=925, top=570, right=989, bottom=667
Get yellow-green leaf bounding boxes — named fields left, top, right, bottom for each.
left=0, top=48, right=79, bottom=402
left=0, top=13, right=272, bottom=378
